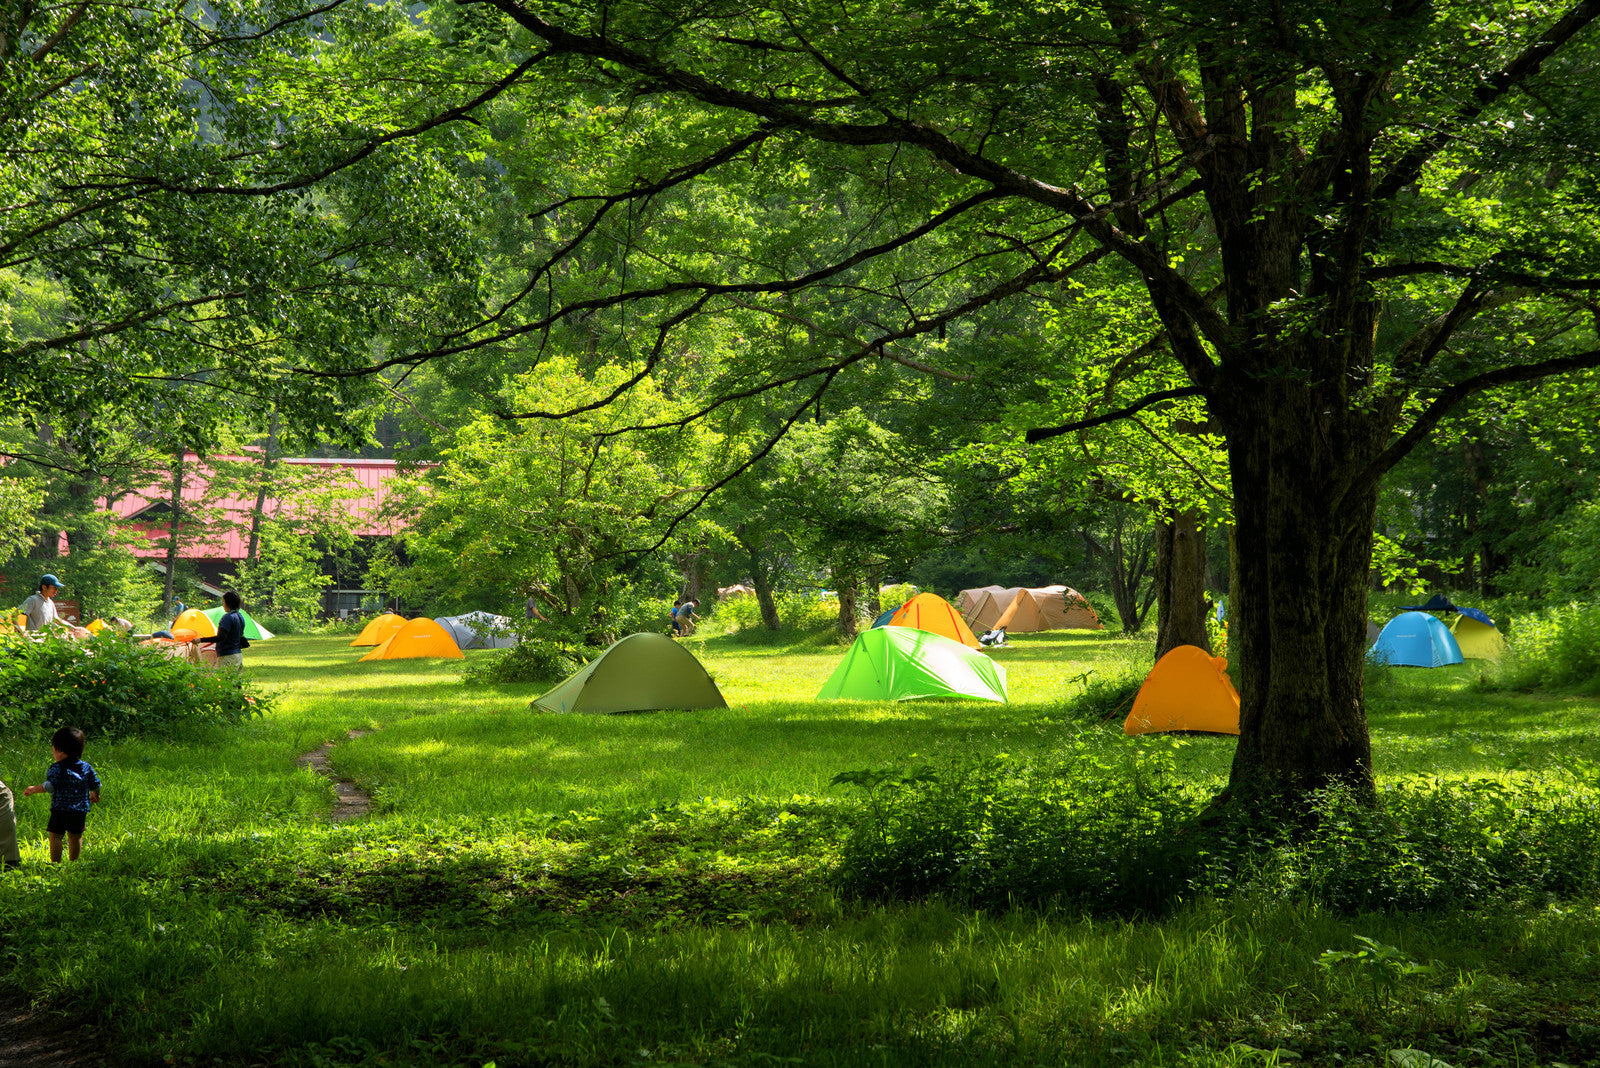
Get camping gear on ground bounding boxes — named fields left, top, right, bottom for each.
left=885, top=592, right=982, bottom=648
left=1401, top=593, right=1458, bottom=613
left=1450, top=613, right=1508, bottom=659
left=959, top=585, right=1103, bottom=632
left=816, top=626, right=1008, bottom=703
left=532, top=632, right=728, bottom=713
left=358, top=617, right=465, bottom=662
left=977, top=627, right=1008, bottom=647
left=201, top=606, right=275, bottom=641
left=351, top=612, right=407, bottom=647
left=172, top=608, right=217, bottom=638
left=434, top=611, right=518, bottom=650
left=1124, top=645, right=1241, bottom=736
left=1368, top=611, right=1464, bottom=668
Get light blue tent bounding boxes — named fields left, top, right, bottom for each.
left=1368, top=611, right=1464, bottom=668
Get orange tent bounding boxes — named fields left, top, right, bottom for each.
left=172, top=608, right=217, bottom=638
left=359, top=617, right=465, bottom=661
left=886, top=592, right=981, bottom=649
left=351, top=612, right=407, bottom=647
left=1124, top=645, right=1240, bottom=736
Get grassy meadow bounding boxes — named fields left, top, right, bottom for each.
left=1, top=624, right=1599, bottom=1067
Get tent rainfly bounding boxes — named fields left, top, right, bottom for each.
left=201, top=606, right=275, bottom=641
left=960, top=585, right=1103, bottom=632
left=1124, top=645, right=1241, bottom=736
left=532, top=632, right=728, bottom=713
left=359, top=617, right=465, bottom=661
left=1368, top=612, right=1465, bottom=668
left=1450, top=614, right=1508, bottom=659
left=885, top=592, right=982, bottom=648
left=171, top=608, right=217, bottom=639
left=434, top=611, right=518, bottom=650
left=351, top=612, right=407, bottom=647
left=816, top=626, right=1008, bottom=703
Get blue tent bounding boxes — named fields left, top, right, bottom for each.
left=1368, top=611, right=1464, bottom=668
left=1458, top=606, right=1494, bottom=626
left=870, top=606, right=900, bottom=628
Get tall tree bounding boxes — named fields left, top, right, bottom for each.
left=400, top=0, right=1600, bottom=809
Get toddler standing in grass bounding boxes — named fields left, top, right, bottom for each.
left=23, top=727, right=101, bottom=863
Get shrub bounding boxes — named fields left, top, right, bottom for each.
left=833, top=756, right=1600, bottom=917
left=254, top=614, right=301, bottom=636
left=1487, top=602, right=1600, bottom=693
left=832, top=750, right=1205, bottom=915
left=0, top=630, right=268, bottom=737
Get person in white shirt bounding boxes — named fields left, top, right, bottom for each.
left=20, top=574, right=62, bottom=632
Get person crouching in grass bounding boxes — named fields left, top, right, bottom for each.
left=23, top=727, right=101, bottom=862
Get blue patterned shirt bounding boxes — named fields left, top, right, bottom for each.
left=44, top=759, right=100, bottom=813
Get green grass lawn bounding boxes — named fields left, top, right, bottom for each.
left=2, top=628, right=1599, bottom=1067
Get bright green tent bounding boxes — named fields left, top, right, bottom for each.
left=816, top=627, right=1008, bottom=703
left=532, top=632, right=728, bottom=714
left=201, top=606, right=275, bottom=641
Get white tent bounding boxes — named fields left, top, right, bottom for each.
left=433, top=611, right=519, bottom=650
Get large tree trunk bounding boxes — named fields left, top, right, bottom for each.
left=834, top=573, right=859, bottom=640
left=247, top=410, right=280, bottom=561
left=735, top=528, right=782, bottom=631
left=1220, top=394, right=1381, bottom=806
left=1154, top=507, right=1210, bottom=659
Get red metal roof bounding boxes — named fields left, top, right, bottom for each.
left=111, top=455, right=428, bottom=561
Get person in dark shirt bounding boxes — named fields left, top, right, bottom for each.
left=23, top=727, right=101, bottom=863
left=213, top=589, right=249, bottom=671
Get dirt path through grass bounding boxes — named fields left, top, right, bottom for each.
left=0, top=993, right=103, bottom=1067
left=295, top=729, right=373, bottom=820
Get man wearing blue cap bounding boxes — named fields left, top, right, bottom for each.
left=21, top=574, right=63, bottom=632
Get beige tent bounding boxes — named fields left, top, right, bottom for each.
left=961, top=585, right=1103, bottom=632
left=965, top=588, right=1049, bottom=633
left=956, top=585, right=1007, bottom=614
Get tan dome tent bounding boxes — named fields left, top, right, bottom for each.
left=1124, top=645, right=1240, bottom=736
left=956, top=585, right=1007, bottom=614
left=961, top=586, right=1103, bottom=632
left=351, top=612, right=407, bottom=647
left=359, top=617, right=465, bottom=661
left=965, top=588, right=1050, bottom=633
left=533, top=632, right=728, bottom=714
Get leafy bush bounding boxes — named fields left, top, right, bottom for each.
left=0, top=630, right=268, bottom=737
left=834, top=755, right=1600, bottom=917
left=1062, top=664, right=1146, bottom=724
left=253, top=614, right=301, bottom=636
left=833, top=750, right=1205, bottom=915
left=1487, top=602, right=1600, bottom=693
left=461, top=623, right=596, bottom=686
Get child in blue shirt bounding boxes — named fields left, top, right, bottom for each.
left=23, top=727, right=101, bottom=863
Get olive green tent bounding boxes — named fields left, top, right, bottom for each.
left=816, top=626, right=1008, bottom=703
left=201, top=606, right=275, bottom=641
left=532, top=632, right=728, bottom=714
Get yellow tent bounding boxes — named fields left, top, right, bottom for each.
left=1124, top=645, right=1240, bottom=736
left=1450, top=615, right=1507, bottom=659
left=351, top=612, right=408, bottom=647
left=359, top=617, right=465, bottom=661
left=886, top=592, right=982, bottom=648
left=172, top=608, right=217, bottom=638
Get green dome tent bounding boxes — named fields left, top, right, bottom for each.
left=201, top=606, right=275, bottom=641
left=816, top=626, right=1008, bottom=703
left=532, top=632, right=728, bottom=714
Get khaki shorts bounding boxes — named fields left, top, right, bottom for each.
left=216, top=652, right=244, bottom=671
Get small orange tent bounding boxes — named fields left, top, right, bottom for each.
left=359, top=617, right=465, bottom=661
left=351, top=612, right=407, bottom=647
left=172, top=608, right=218, bottom=639
left=886, top=592, right=981, bottom=649
left=1124, top=645, right=1240, bottom=736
